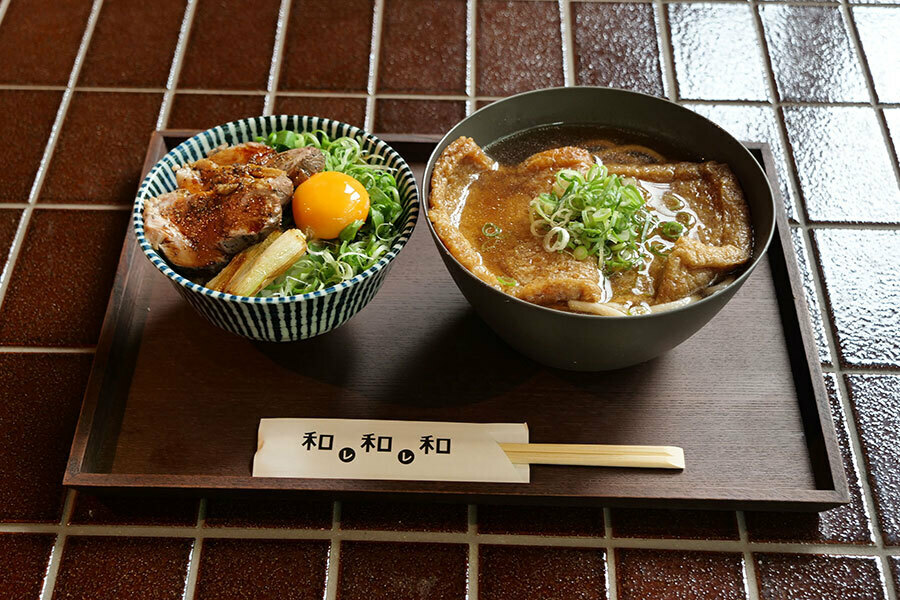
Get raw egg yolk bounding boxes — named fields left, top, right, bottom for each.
left=292, top=172, right=370, bottom=239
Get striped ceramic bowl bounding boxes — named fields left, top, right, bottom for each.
left=133, top=115, right=419, bottom=342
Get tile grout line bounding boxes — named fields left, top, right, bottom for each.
left=0, top=346, right=96, bottom=353
left=6, top=520, right=900, bottom=555
left=0, top=84, right=898, bottom=108
left=465, top=0, right=477, bottom=115
left=605, top=508, right=618, bottom=600
left=156, top=0, right=198, bottom=130
left=323, top=501, right=341, bottom=600
left=559, top=0, right=575, bottom=87
left=364, top=0, right=385, bottom=132
left=654, top=0, right=677, bottom=101
left=0, top=0, right=11, bottom=28
left=38, top=490, right=76, bottom=600
left=466, top=504, right=478, bottom=600
left=263, top=0, right=292, bottom=116
left=0, top=0, right=104, bottom=337
left=737, top=511, right=761, bottom=600
left=840, top=0, right=900, bottom=206
left=181, top=498, right=206, bottom=600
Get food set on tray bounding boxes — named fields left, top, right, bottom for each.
left=66, top=87, right=846, bottom=510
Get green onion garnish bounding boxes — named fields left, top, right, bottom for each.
left=497, top=276, right=518, bottom=287
left=253, top=130, right=403, bottom=297
left=482, top=222, right=502, bottom=237
left=660, top=220, right=684, bottom=240
left=529, top=164, right=655, bottom=274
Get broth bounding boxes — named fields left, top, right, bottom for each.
left=428, top=126, right=752, bottom=316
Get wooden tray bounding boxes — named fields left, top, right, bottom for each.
left=64, top=131, right=849, bottom=511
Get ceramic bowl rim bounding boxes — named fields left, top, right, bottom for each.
left=421, top=86, right=776, bottom=321
left=133, top=115, right=419, bottom=305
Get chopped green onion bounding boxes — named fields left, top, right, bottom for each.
left=482, top=222, right=502, bottom=237
left=663, top=193, right=685, bottom=211
left=497, top=276, right=518, bottom=287
left=339, top=219, right=365, bottom=242
left=529, top=163, right=653, bottom=274
left=660, top=221, right=684, bottom=240
left=253, top=130, right=402, bottom=297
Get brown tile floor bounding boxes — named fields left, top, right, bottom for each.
left=1, top=0, right=899, bottom=598
left=194, top=538, right=329, bottom=600
left=754, top=553, right=888, bottom=600
left=338, top=541, right=468, bottom=600
left=616, top=549, right=747, bottom=600
left=52, top=536, right=193, bottom=600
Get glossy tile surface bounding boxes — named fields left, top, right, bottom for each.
left=378, top=0, right=466, bottom=94
left=611, top=509, right=739, bottom=540
left=0, top=0, right=92, bottom=85
left=745, top=374, right=873, bottom=544
left=0, top=533, right=55, bottom=599
left=280, top=0, right=373, bottom=92
left=684, top=103, right=799, bottom=223
left=0, top=353, right=92, bottom=522
left=572, top=2, right=664, bottom=97
left=204, top=493, right=332, bottom=529
left=79, top=0, right=185, bottom=88
left=477, top=0, right=564, bottom=96
left=195, top=539, right=328, bottom=600
left=338, top=541, right=467, bottom=600
left=40, top=92, right=162, bottom=205
left=275, top=96, right=367, bottom=128
left=166, top=93, right=266, bottom=130
left=668, top=4, right=768, bottom=101
left=853, top=8, right=900, bottom=103
left=783, top=107, right=900, bottom=223
left=814, top=229, right=900, bottom=368
left=52, top=536, right=192, bottom=600
left=480, top=545, right=607, bottom=600
left=847, top=374, right=900, bottom=545
left=760, top=5, right=869, bottom=103
left=616, top=549, right=746, bottom=600
left=477, top=505, right=604, bottom=537
left=69, top=493, right=200, bottom=527
left=374, top=99, right=466, bottom=134
left=178, top=0, right=279, bottom=90
left=340, top=501, right=467, bottom=532
left=0, top=210, right=129, bottom=346
left=754, top=553, right=886, bottom=600
left=0, top=90, right=62, bottom=203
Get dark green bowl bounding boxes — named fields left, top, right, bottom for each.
left=422, top=87, right=776, bottom=371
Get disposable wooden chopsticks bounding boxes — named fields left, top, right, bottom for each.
left=499, top=443, right=685, bottom=470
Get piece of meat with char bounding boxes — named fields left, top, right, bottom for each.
left=143, top=160, right=292, bottom=271
left=264, top=146, right=326, bottom=187
left=207, top=142, right=326, bottom=187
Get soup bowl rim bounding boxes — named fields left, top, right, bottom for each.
left=421, top=85, right=776, bottom=321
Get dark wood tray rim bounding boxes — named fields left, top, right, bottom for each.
left=63, top=131, right=849, bottom=512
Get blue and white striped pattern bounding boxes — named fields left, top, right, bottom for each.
left=133, top=115, right=419, bottom=342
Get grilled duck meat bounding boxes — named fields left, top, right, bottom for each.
left=207, top=142, right=277, bottom=166
left=143, top=160, right=293, bottom=271
left=208, top=142, right=325, bottom=187
left=264, top=146, right=326, bottom=187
